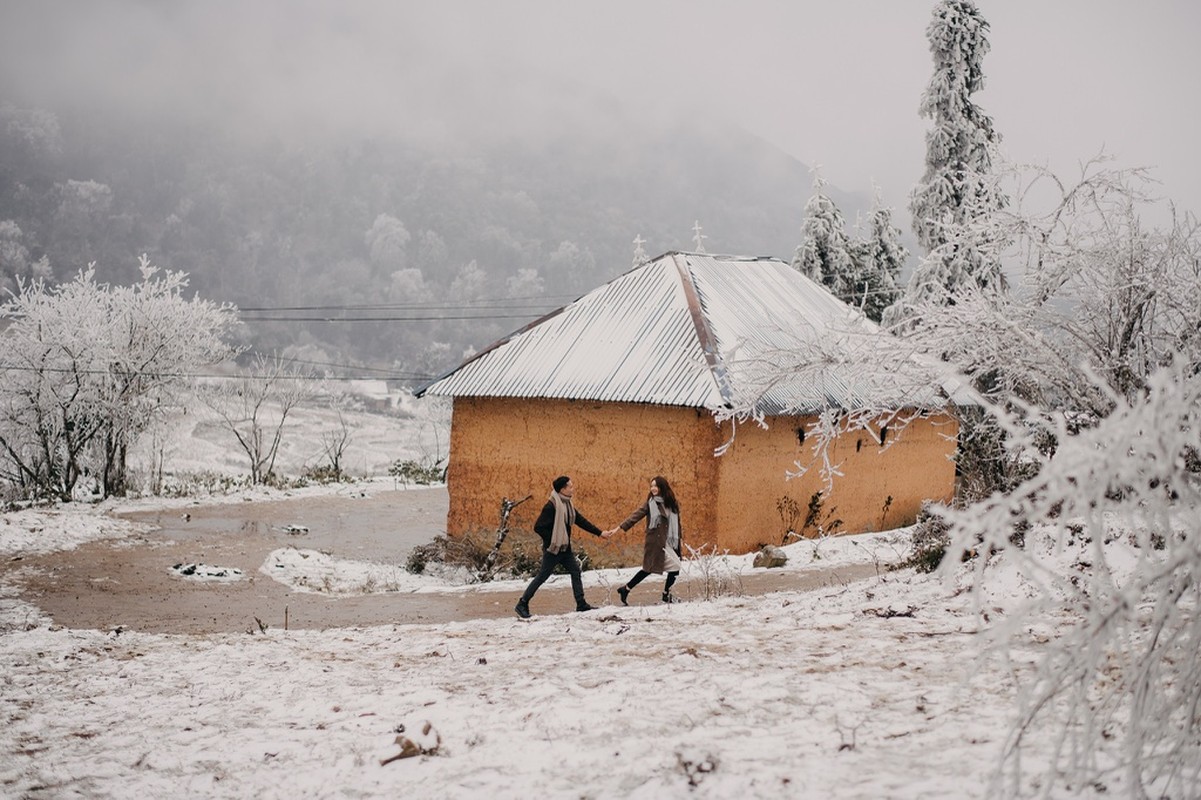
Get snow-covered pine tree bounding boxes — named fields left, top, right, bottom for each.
left=631, top=234, right=649, bottom=268
left=850, top=195, right=906, bottom=323
left=906, top=0, right=1006, bottom=302
left=792, top=172, right=858, bottom=304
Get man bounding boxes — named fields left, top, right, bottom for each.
left=514, top=475, right=609, bottom=618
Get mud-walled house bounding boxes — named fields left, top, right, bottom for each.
left=417, top=252, right=969, bottom=564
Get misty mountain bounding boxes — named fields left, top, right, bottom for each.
left=0, top=99, right=867, bottom=383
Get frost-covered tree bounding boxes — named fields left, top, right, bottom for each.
left=98, top=259, right=238, bottom=495
left=904, top=158, right=1200, bottom=424
left=415, top=230, right=449, bottom=273
left=0, top=103, right=64, bottom=159
left=691, top=221, right=708, bottom=254
left=897, top=157, right=1201, bottom=795
left=388, top=267, right=431, bottom=302
left=792, top=173, right=858, bottom=302
left=849, top=195, right=906, bottom=322
left=199, top=354, right=317, bottom=485
left=935, top=361, right=1201, bottom=798
left=505, top=267, right=544, bottom=297
left=905, top=0, right=1006, bottom=305
left=0, top=272, right=109, bottom=500
left=365, top=213, right=410, bottom=272
left=0, top=257, right=236, bottom=499
left=449, top=260, right=487, bottom=301
left=886, top=0, right=1012, bottom=500
left=545, top=240, right=595, bottom=294
left=0, top=220, right=52, bottom=296
left=632, top=234, right=649, bottom=268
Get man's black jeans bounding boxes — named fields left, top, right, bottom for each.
left=519, top=547, right=586, bottom=606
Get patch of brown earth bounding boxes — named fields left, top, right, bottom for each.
left=2, top=487, right=885, bottom=634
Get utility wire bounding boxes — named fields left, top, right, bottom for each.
left=271, top=355, right=413, bottom=375
left=0, top=364, right=435, bottom=382
left=238, top=298, right=573, bottom=312
left=239, top=313, right=544, bottom=322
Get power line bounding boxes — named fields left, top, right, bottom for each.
left=239, top=313, right=544, bottom=322
left=272, top=355, right=410, bottom=375
left=1, top=348, right=446, bottom=383
left=238, top=297, right=573, bottom=312
left=0, top=364, right=436, bottom=382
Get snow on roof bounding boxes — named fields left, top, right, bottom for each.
left=418, top=252, right=967, bottom=414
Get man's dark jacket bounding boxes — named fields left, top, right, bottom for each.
left=532, top=500, right=603, bottom=551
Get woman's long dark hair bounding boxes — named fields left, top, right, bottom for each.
left=649, top=475, right=680, bottom=513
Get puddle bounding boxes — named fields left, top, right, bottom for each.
left=119, top=487, right=448, bottom=563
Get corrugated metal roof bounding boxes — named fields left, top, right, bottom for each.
left=417, top=252, right=969, bottom=414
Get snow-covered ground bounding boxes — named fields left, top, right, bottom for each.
left=126, top=389, right=450, bottom=487
left=2, top=393, right=1186, bottom=797
left=0, top=483, right=1135, bottom=798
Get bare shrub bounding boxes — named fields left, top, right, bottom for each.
left=683, top=543, right=744, bottom=600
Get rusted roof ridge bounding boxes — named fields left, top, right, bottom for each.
left=671, top=253, right=733, bottom=408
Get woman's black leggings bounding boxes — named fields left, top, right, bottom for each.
left=625, top=569, right=678, bottom=592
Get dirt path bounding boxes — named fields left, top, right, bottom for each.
left=2, top=487, right=885, bottom=634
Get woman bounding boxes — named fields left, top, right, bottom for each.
left=610, top=475, right=682, bottom=604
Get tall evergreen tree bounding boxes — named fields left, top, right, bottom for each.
left=691, top=221, right=708, bottom=254
left=792, top=173, right=858, bottom=303
left=852, top=197, right=906, bottom=323
left=631, top=234, right=649, bottom=267
left=906, top=0, right=1006, bottom=301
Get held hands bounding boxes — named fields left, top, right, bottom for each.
left=601, top=527, right=619, bottom=539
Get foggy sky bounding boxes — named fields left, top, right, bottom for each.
left=2, top=0, right=1200, bottom=221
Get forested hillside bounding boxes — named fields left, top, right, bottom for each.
left=0, top=100, right=865, bottom=383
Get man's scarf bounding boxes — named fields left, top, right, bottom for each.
left=548, top=490, right=575, bottom=554
left=648, top=496, right=680, bottom=550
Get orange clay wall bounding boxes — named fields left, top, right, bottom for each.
left=711, top=412, right=959, bottom=553
left=444, top=397, right=722, bottom=568
left=445, top=397, right=958, bottom=564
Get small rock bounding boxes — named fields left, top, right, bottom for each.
left=753, top=545, right=788, bottom=569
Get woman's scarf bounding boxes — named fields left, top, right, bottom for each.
left=648, top=496, right=680, bottom=551
left=548, top=490, right=575, bottom=554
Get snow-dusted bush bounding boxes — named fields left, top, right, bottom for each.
left=903, top=157, right=1201, bottom=795
left=940, top=364, right=1200, bottom=797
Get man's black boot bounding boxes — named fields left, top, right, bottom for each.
left=514, top=600, right=531, bottom=619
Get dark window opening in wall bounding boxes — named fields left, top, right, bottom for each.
left=880, top=426, right=889, bottom=445
left=856, top=438, right=862, bottom=452
left=796, top=427, right=806, bottom=445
